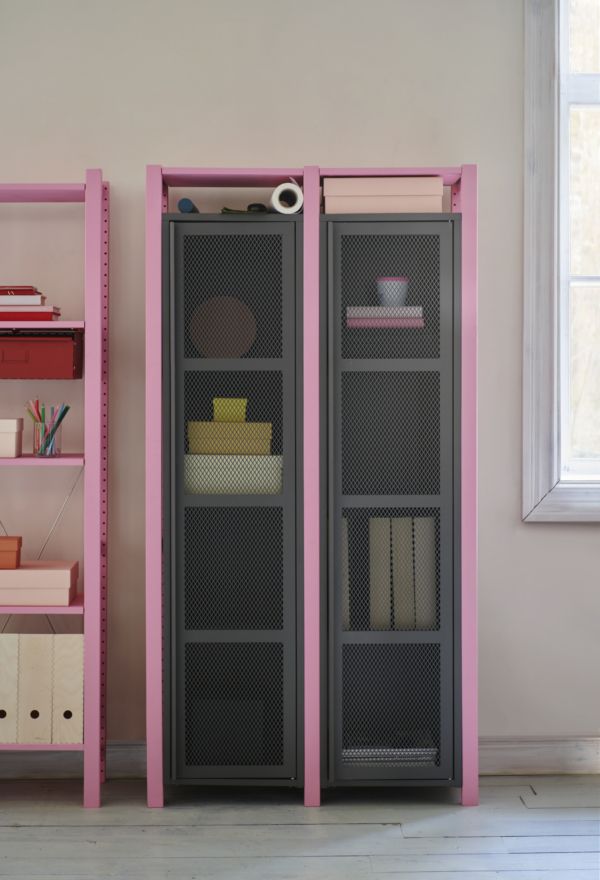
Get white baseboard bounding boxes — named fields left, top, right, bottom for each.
left=480, top=736, right=600, bottom=775
left=0, top=738, right=598, bottom=780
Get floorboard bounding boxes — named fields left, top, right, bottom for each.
left=0, top=777, right=596, bottom=878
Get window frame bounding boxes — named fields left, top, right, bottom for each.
left=523, top=0, right=600, bottom=520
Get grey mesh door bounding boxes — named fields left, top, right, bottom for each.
left=165, top=217, right=298, bottom=781
left=327, top=219, right=460, bottom=783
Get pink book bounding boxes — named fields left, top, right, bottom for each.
left=323, top=176, right=443, bottom=196
left=347, top=317, right=425, bottom=329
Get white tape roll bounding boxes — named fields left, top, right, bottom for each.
left=270, top=181, right=304, bottom=214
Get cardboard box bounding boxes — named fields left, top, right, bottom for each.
left=323, top=176, right=443, bottom=196
left=323, top=176, right=444, bottom=213
left=187, top=421, right=272, bottom=455
left=324, top=195, right=443, bottom=213
left=0, top=536, right=22, bottom=569
left=0, top=561, right=78, bottom=606
left=0, top=418, right=23, bottom=458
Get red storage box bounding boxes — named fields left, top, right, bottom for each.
left=0, top=331, right=83, bottom=379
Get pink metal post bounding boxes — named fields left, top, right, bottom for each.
left=145, top=165, right=166, bottom=807
left=302, top=166, right=321, bottom=807
left=456, top=165, right=479, bottom=805
left=83, top=169, right=109, bottom=808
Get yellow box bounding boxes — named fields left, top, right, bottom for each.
left=213, top=397, right=247, bottom=422
left=187, top=421, right=272, bottom=455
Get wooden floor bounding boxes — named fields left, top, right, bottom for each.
left=0, top=776, right=598, bottom=878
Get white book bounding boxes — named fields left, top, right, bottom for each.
left=369, top=517, right=392, bottom=629
left=0, top=305, right=59, bottom=313
left=0, top=295, right=45, bottom=305
left=414, top=517, right=437, bottom=628
left=347, top=305, right=423, bottom=319
left=391, top=517, right=416, bottom=629
left=341, top=517, right=350, bottom=630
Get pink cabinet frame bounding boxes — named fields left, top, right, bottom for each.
left=0, top=170, right=109, bottom=808
left=145, top=165, right=477, bottom=808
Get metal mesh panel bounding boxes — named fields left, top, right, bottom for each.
left=341, top=508, right=440, bottom=631
left=341, top=371, right=440, bottom=495
left=184, top=507, right=284, bottom=631
left=184, top=370, right=283, bottom=495
left=340, top=233, right=440, bottom=359
left=183, top=233, right=283, bottom=359
left=185, top=642, right=284, bottom=767
left=342, top=644, right=441, bottom=767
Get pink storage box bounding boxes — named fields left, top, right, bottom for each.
left=323, top=176, right=443, bottom=196
left=0, top=418, right=23, bottom=458
left=0, top=560, right=78, bottom=606
left=325, top=195, right=443, bottom=213
left=323, top=176, right=443, bottom=214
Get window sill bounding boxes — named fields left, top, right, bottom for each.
left=524, top=480, right=600, bottom=522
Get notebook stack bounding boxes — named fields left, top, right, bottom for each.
left=346, top=305, right=424, bottom=329
left=323, top=176, right=443, bottom=213
left=184, top=397, right=282, bottom=494
left=0, top=286, right=61, bottom=321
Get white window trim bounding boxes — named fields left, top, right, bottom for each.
left=523, top=0, right=600, bottom=521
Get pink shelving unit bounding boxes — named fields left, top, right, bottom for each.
left=146, top=164, right=477, bottom=808
left=0, top=171, right=109, bottom=807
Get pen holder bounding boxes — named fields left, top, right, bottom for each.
left=33, top=423, right=62, bottom=457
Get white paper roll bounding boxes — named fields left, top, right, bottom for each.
left=270, top=181, right=304, bottom=214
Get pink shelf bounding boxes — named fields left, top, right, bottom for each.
left=0, top=594, right=84, bottom=615
left=0, top=743, right=83, bottom=751
left=0, top=183, right=85, bottom=203
left=162, top=167, right=304, bottom=188
left=0, top=454, right=84, bottom=467
left=0, top=320, right=85, bottom=330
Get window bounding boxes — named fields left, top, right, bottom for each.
left=523, top=0, right=600, bottom=519
left=560, top=0, right=600, bottom=479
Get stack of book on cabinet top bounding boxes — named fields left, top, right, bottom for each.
left=0, top=286, right=61, bottom=321
left=346, top=305, right=424, bottom=329
left=184, top=397, right=282, bottom=495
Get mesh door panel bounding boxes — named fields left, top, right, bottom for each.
left=185, top=642, right=284, bottom=767
left=342, top=644, right=441, bottom=767
left=184, top=507, right=284, bottom=631
left=341, top=508, right=440, bottom=632
left=183, top=233, right=283, bottom=359
left=341, top=371, right=440, bottom=495
left=341, top=233, right=440, bottom=359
